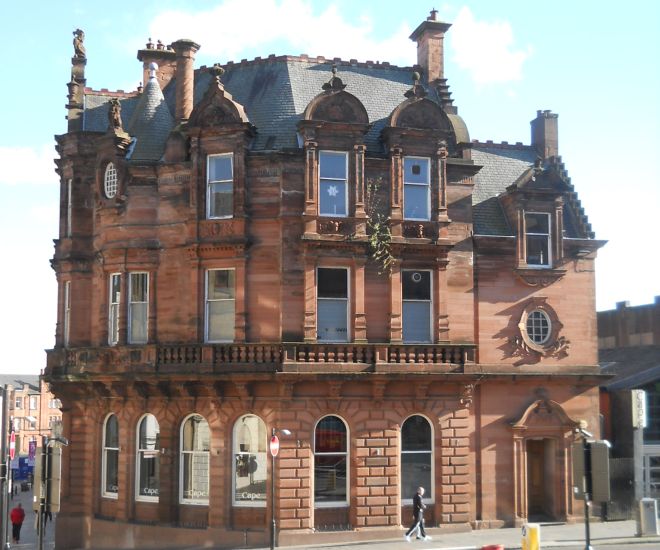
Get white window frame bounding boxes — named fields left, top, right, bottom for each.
left=525, top=212, right=552, bottom=268
left=232, top=414, right=268, bottom=507
left=400, top=414, right=434, bottom=505
left=104, top=162, right=118, bottom=199
left=319, top=150, right=348, bottom=218
left=108, top=273, right=121, bottom=346
left=313, top=414, right=349, bottom=508
left=15, top=396, right=23, bottom=410
left=128, top=272, right=149, bottom=344
left=29, top=396, right=38, bottom=410
left=179, top=414, right=211, bottom=505
left=63, top=280, right=71, bottom=347
left=316, top=267, right=350, bottom=343
left=402, top=269, right=433, bottom=344
left=66, top=178, right=72, bottom=237
left=204, top=268, right=236, bottom=343
left=135, top=413, right=160, bottom=502
left=206, top=153, right=234, bottom=219
left=403, top=156, right=431, bottom=221
left=102, top=413, right=119, bottom=499
left=526, top=309, right=552, bottom=345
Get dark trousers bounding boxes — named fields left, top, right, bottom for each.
left=12, top=522, right=22, bottom=542
left=405, top=513, right=426, bottom=538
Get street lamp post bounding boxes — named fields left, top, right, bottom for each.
left=270, top=427, right=291, bottom=550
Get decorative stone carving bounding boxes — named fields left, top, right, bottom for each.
left=199, top=221, right=236, bottom=239
left=514, top=268, right=566, bottom=287
left=507, top=298, right=570, bottom=361
left=318, top=220, right=342, bottom=234
left=73, top=29, right=86, bottom=59
left=460, top=383, right=475, bottom=408
left=108, top=98, right=123, bottom=131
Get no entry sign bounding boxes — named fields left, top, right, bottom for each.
left=270, top=435, right=280, bottom=457
left=9, top=431, right=16, bottom=460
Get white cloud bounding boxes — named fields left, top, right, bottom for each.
left=450, top=7, right=532, bottom=86
left=149, top=0, right=414, bottom=66
left=0, top=144, right=58, bottom=186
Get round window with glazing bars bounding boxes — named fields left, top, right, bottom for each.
left=526, top=309, right=551, bottom=345
left=104, top=162, right=118, bottom=198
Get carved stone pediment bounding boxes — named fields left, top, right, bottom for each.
left=188, top=72, right=251, bottom=128
left=304, top=89, right=369, bottom=125
left=389, top=97, right=452, bottom=132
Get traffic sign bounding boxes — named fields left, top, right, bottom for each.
left=9, top=431, right=15, bottom=460
left=270, top=435, right=280, bottom=457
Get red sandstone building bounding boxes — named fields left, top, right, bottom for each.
left=45, top=11, right=606, bottom=549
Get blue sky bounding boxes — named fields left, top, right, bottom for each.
left=1, top=0, right=658, bottom=374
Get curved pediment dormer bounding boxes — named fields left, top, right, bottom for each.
left=188, top=65, right=253, bottom=130
left=298, top=66, right=370, bottom=144
left=303, top=71, right=369, bottom=125
left=389, top=94, right=452, bottom=133
left=382, top=74, right=456, bottom=154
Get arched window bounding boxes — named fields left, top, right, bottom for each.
left=401, top=415, right=433, bottom=502
left=314, top=415, right=348, bottom=506
left=102, top=414, right=119, bottom=498
left=136, top=414, right=160, bottom=501
left=232, top=414, right=267, bottom=506
left=180, top=414, right=210, bottom=504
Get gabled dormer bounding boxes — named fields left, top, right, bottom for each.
left=187, top=64, right=255, bottom=248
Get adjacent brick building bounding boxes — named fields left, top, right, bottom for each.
left=0, top=375, right=62, bottom=456
left=45, top=11, right=606, bottom=549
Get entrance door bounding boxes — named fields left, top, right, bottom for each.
left=526, top=438, right=556, bottom=520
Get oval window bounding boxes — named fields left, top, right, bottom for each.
left=104, top=162, right=118, bottom=198
left=526, top=309, right=551, bottom=345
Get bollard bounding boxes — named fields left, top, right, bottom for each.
left=521, top=522, right=541, bottom=550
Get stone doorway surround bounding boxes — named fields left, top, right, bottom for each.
left=510, top=399, right=580, bottom=526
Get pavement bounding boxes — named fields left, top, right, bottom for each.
left=3, top=485, right=55, bottom=550
left=2, top=489, right=657, bottom=550
left=277, top=520, right=660, bottom=550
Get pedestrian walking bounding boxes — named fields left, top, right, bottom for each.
left=10, top=502, right=26, bottom=544
left=404, top=486, right=431, bottom=542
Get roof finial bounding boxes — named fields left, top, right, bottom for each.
left=149, top=62, right=158, bottom=80
left=209, top=63, right=225, bottom=83
left=322, top=63, right=346, bottom=92
left=428, top=8, right=438, bottom=21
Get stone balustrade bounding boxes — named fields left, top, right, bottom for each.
left=46, top=342, right=474, bottom=375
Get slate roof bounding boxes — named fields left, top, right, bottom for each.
left=0, top=374, right=40, bottom=392
left=471, top=144, right=536, bottom=236
left=84, top=57, right=439, bottom=153
left=79, top=56, right=593, bottom=238
left=127, top=74, right=174, bottom=162
left=600, top=345, right=660, bottom=390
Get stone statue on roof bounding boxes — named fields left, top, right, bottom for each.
left=108, top=98, right=123, bottom=131
left=73, top=29, right=86, bottom=59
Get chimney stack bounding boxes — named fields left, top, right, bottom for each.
left=171, top=39, right=200, bottom=123
left=531, top=110, right=559, bottom=158
left=409, top=9, right=452, bottom=82
left=137, top=39, right=177, bottom=91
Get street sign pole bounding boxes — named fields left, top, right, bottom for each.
left=270, top=432, right=279, bottom=550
